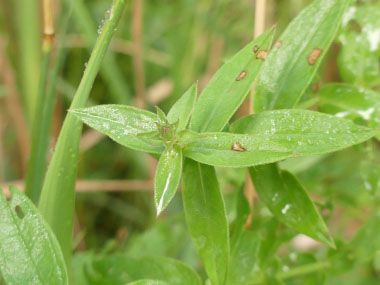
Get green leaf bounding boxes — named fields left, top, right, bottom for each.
left=86, top=254, right=201, bottom=285
left=227, top=231, right=261, bottom=285
left=231, top=109, right=378, bottom=156
left=231, top=186, right=251, bottom=247
left=182, top=158, right=229, bottom=285
left=167, top=83, right=197, bottom=131
left=38, top=0, right=127, bottom=268
left=360, top=159, right=380, bottom=195
left=71, top=105, right=164, bottom=154
left=248, top=164, right=334, bottom=247
left=0, top=187, right=68, bottom=284
left=179, top=130, right=293, bottom=168
left=337, top=2, right=380, bottom=86
left=319, top=83, right=380, bottom=130
left=190, top=27, right=275, bottom=133
left=154, top=146, right=183, bottom=215
left=350, top=211, right=380, bottom=263
left=254, top=0, right=349, bottom=112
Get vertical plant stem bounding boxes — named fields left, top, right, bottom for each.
left=38, top=0, right=127, bottom=270
left=244, top=0, right=267, bottom=228
left=25, top=0, right=73, bottom=204
left=132, top=0, right=146, bottom=109
left=14, top=0, right=41, bottom=123
left=72, top=0, right=131, bottom=104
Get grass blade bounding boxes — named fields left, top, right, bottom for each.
left=38, top=0, right=127, bottom=269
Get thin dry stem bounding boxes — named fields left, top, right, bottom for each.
left=244, top=0, right=267, bottom=228
left=43, top=0, right=55, bottom=45
left=1, top=179, right=154, bottom=198
left=0, top=40, right=30, bottom=174
left=132, top=0, right=146, bottom=109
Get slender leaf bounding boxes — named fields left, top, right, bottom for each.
left=0, top=187, right=68, bottom=284
left=248, top=164, right=334, bottom=247
left=72, top=0, right=131, bottom=104
left=38, top=0, right=127, bottom=268
left=254, top=0, right=349, bottom=112
left=350, top=211, right=380, bottom=263
left=231, top=186, right=251, bottom=247
left=71, top=105, right=164, bottom=154
left=154, top=146, right=182, bottom=215
left=227, top=231, right=261, bottom=285
left=25, top=0, right=74, bottom=204
left=190, top=27, right=275, bottom=133
left=182, top=158, right=229, bottom=285
left=167, top=83, right=197, bottom=131
left=319, top=83, right=380, bottom=130
left=231, top=109, right=378, bottom=156
left=86, top=255, right=201, bottom=285
left=180, top=130, right=293, bottom=167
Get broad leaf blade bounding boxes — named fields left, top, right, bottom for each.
left=154, top=146, right=182, bottom=215
left=254, top=0, right=349, bottom=112
left=231, top=109, right=378, bottom=156
left=87, top=255, right=201, bottom=285
left=180, top=130, right=293, bottom=167
left=190, top=27, right=275, bottom=133
left=182, top=159, right=229, bottom=285
left=248, top=164, right=334, bottom=247
left=71, top=105, right=164, bottom=154
left=167, top=83, right=197, bottom=131
left=0, top=187, right=68, bottom=284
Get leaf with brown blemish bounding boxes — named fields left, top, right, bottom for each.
left=235, top=71, right=247, bottom=81
left=256, top=50, right=268, bottom=60
left=308, top=48, right=322, bottom=65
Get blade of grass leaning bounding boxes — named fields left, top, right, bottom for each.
left=189, top=27, right=275, bottom=133
left=72, top=0, right=131, bottom=104
left=0, top=187, right=68, bottom=284
left=25, top=0, right=74, bottom=204
left=253, top=0, right=350, bottom=112
left=38, top=0, right=127, bottom=269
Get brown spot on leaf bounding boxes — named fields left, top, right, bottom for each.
left=308, top=48, right=322, bottom=65
left=256, top=50, right=268, bottom=60
left=312, top=82, right=320, bottom=92
left=231, top=142, right=246, bottom=152
left=236, top=71, right=247, bottom=81
left=274, top=40, right=282, bottom=48
left=253, top=45, right=259, bottom=53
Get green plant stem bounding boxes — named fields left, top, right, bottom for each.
left=25, top=0, right=73, bottom=204
left=24, top=47, right=51, bottom=204
left=277, top=261, right=329, bottom=280
left=250, top=261, right=330, bottom=284
left=72, top=0, right=131, bottom=104
left=38, top=0, right=127, bottom=271
left=14, top=0, right=41, bottom=124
